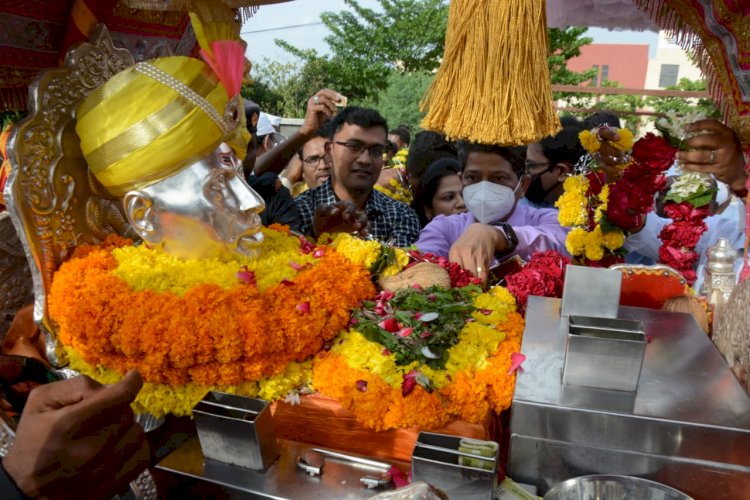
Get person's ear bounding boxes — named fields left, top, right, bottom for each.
left=555, top=162, right=572, bottom=182
left=123, top=191, right=162, bottom=245
left=517, top=173, right=531, bottom=196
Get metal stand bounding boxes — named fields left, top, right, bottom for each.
left=509, top=296, right=750, bottom=498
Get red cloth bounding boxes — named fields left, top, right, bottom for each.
left=0, top=0, right=193, bottom=112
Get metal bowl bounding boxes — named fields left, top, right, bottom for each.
left=544, top=475, right=692, bottom=500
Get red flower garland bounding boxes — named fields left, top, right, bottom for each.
left=506, top=251, right=570, bottom=313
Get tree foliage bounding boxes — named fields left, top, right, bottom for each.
left=646, top=78, right=720, bottom=118
left=251, top=2, right=597, bottom=126
left=275, top=0, right=448, bottom=103
left=362, top=71, right=434, bottom=132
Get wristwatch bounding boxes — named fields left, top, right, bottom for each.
left=496, top=223, right=518, bottom=256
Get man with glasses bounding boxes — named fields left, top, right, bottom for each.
left=294, top=107, right=420, bottom=247
left=416, top=142, right=568, bottom=282
left=522, top=125, right=585, bottom=208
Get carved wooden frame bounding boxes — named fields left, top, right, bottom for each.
left=3, top=25, right=135, bottom=366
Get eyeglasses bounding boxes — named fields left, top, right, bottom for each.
left=332, top=141, right=386, bottom=159
left=303, top=155, right=325, bottom=167
left=524, top=161, right=551, bottom=176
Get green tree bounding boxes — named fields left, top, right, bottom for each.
left=646, top=77, right=720, bottom=118
left=242, top=56, right=330, bottom=118
left=548, top=27, right=596, bottom=106
left=592, top=81, right=646, bottom=134
left=360, top=71, right=434, bottom=132
left=276, top=0, right=448, bottom=103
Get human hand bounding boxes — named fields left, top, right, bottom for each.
left=313, top=201, right=369, bottom=238
left=449, top=223, right=506, bottom=282
left=299, top=89, right=345, bottom=136
left=676, top=119, right=746, bottom=192
left=597, top=128, right=628, bottom=183
left=3, top=371, right=150, bottom=499
left=284, top=155, right=303, bottom=184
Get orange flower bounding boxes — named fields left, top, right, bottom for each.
left=312, top=307, right=525, bottom=431
left=49, top=240, right=375, bottom=387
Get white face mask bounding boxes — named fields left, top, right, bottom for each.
left=462, top=180, right=519, bottom=224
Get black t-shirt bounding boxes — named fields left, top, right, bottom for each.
left=246, top=172, right=300, bottom=232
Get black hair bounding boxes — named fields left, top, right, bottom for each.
left=582, top=111, right=621, bottom=130
left=406, top=131, right=457, bottom=183
left=388, top=127, right=411, bottom=146
left=559, top=115, right=581, bottom=127
left=298, top=122, right=333, bottom=160
left=410, top=158, right=462, bottom=228
left=456, top=141, right=524, bottom=175
left=328, top=106, right=388, bottom=139
left=537, top=124, right=586, bottom=168
left=384, top=140, right=399, bottom=156
left=244, top=100, right=261, bottom=134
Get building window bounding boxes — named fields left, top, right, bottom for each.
left=659, top=64, right=679, bottom=87
left=601, top=65, right=609, bottom=83
left=591, top=64, right=599, bottom=86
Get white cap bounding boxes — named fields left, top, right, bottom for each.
left=256, top=112, right=275, bottom=136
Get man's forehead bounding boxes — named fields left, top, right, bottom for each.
left=466, top=151, right=513, bottom=172
left=303, top=136, right=327, bottom=154
left=334, top=123, right=387, bottom=143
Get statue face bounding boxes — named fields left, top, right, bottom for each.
left=125, top=143, right=265, bottom=260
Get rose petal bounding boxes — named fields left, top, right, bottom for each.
left=507, top=352, right=526, bottom=375
left=236, top=266, right=256, bottom=285
left=289, top=261, right=303, bottom=271
left=312, top=248, right=325, bottom=258
left=296, top=301, right=310, bottom=314
left=397, top=327, right=413, bottom=338
left=378, top=318, right=400, bottom=333
left=356, top=380, right=368, bottom=392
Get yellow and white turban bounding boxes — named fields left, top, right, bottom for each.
left=75, top=0, right=249, bottom=196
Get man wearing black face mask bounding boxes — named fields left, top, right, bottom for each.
left=523, top=125, right=586, bottom=208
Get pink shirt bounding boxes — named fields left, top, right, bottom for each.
left=415, top=204, right=569, bottom=262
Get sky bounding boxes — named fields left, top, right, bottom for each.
left=241, top=0, right=660, bottom=64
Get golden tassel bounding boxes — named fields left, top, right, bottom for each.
left=420, top=0, right=560, bottom=146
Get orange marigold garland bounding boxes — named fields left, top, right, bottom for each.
left=49, top=229, right=376, bottom=389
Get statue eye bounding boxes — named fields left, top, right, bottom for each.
left=219, top=153, right=234, bottom=167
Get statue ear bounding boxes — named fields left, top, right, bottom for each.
left=123, top=191, right=162, bottom=244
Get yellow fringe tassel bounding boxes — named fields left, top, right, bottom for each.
left=420, top=0, right=560, bottom=146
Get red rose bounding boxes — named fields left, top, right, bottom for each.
left=659, top=222, right=705, bottom=248
left=632, top=133, right=676, bottom=172
left=586, top=171, right=607, bottom=196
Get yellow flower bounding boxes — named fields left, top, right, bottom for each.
left=579, top=130, right=601, bottom=154
left=565, top=227, right=588, bottom=256
left=556, top=175, right=590, bottom=227
left=327, top=233, right=383, bottom=269
left=612, top=128, right=634, bottom=151
left=602, top=227, right=625, bottom=251
left=593, top=184, right=609, bottom=223
left=65, top=346, right=312, bottom=417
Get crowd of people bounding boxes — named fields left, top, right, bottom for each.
left=241, top=90, right=747, bottom=287
left=1, top=92, right=747, bottom=498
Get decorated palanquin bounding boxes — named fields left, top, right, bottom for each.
left=3, top=14, right=521, bottom=468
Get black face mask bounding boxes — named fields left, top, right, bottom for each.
left=525, top=172, right=556, bottom=205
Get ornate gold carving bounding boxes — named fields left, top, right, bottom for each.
left=713, top=278, right=750, bottom=396
left=5, top=24, right=138, bottom=361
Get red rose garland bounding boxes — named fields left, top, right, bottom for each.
left=506, top=251, right=570, bottom=314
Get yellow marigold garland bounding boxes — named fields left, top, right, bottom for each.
left=557, top=127, right=635, bottom=262
left=311, top=286, right=524, bottom=430
left=326, top=232, right=409, bottom=278
left=48, top=228, right=376, bottom=397
left=65, top=346, right=312, bottom=417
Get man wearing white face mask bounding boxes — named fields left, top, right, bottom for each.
left=416, top=142, right=569, bottom=282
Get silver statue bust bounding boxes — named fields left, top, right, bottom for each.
left=124, top=142, right=265, bottom=261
